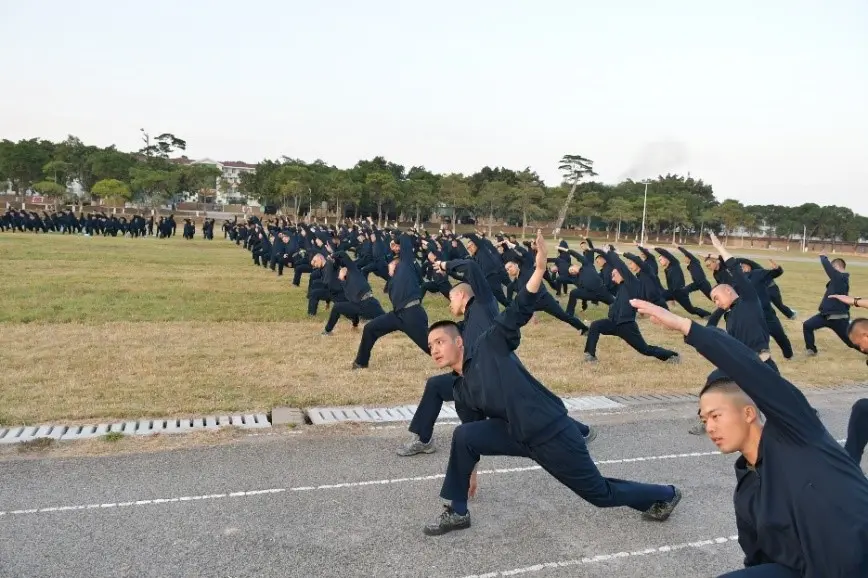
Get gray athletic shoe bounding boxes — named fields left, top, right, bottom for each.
left=666, top=354, right=681, bottom=364
left=583, top=353, right=598, bottom=363
left=583, top=425, right=598, bottom=444
left=397, top=435, right=436, bottom=457
left=642, top=486, right=682, bottom=521
left=321, top=330, right=332, bottom=336
left=806, top=349, right=818, bottom=357
left=788, top=309, right=798, bottom=320
left=423, top=505, right=471, bottom=536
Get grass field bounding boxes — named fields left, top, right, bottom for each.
left=1, top=232, right=866, bottom=426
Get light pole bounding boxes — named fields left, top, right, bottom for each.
left=639, top=180, right=650, bottom=245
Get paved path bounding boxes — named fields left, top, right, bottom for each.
left=0, top=390, right=863, bottom=578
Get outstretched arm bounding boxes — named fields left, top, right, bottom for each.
left=830, top=295, right=865, bottom=308
left=490, top=230, right=548, bottom=351
left=630, top=299, right=823, bottom=443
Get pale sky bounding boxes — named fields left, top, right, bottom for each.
left=1, top=0, right=866, bottom=211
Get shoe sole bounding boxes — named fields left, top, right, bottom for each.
left=396, top=446, right=436, bottom=457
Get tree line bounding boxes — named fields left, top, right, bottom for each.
left=0, top=134, right=220, bottom=208
left=1, top=135, right=866, bottom=248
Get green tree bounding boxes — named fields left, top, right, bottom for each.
left=603, top=197, right=637, bottom=243
left=510, top=169, right=547, bottom=239
left=438, top=174, right=472, bottom=226
left=476, top=180, right=513, bottom=235
left=573, top=190, right=604, bottom=234
left=324, top=169, right=362, bottom=219
left=89, top=147, right=138, bottom=183
left=31, top=180, right=67, bottom=197
left=178, top=164, right=221, bottom=206
left=553, top=154, right=597, bottom=237
left=42, top=160, right=71, bottom=185
left=365, top=171, right=398, bottom=226
left=140, top=133, right=187, bottom=159
left=91, top=178, right=133, bottom=203
left=129, top=167, right=178, bottom=206
left=712, top=199, right=747, bottom=243
left=0, top=138, right=55, bottom=191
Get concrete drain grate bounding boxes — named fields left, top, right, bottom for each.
left=0, top=414, right=271, bottom=445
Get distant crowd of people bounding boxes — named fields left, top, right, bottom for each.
left=0, top=208, right=216, bottom=239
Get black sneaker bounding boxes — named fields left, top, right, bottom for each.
left=423, top=505, right=471, bottom=536
left=642, top=486, right=682, bottom=521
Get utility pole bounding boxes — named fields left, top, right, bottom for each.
left=640, top=180, right=650, bottom=245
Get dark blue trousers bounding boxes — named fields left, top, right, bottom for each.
left=846, top=398, right=868, bottom=464
left=409, top=374, right=456, bottom=443
left=662, top=288, right=711, bottom=318
left=717, top=565, right=799, bottom=577
left=765, top=315, right=793, bottom=359
left=584, top=319, right=678, bottom=361
left=804, top=314, right=855, bottom=352
left=686, top=279, right=713, bottom=301
left=324, top=297, right=385, bottom=332
left=768, top=285, right=795, bottom=319
left=353, top=304, right=429, bottom=367
left=566, top=287, right=614, bottom=316
left=292, top=263, right=312, bottom=286
left=535, top=293, right=588, bottom=332
left=440, top=418, right=671, bottom=511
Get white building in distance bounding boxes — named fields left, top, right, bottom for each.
left=189, top=158, right=258, bottom=206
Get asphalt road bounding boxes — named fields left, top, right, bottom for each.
left=0, top=390, right=864, bottom=578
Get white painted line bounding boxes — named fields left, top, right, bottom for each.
left=0, top=448, right=725, bottom=518
left=457, top=535, right=740, bottom=578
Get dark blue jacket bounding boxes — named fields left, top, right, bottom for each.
left=637, top=246, right=659, bottom=276
left=384, top=234, right=423, bottom=311
left=684, top=322, right=868, bottom=577
left=677, top=246, right=708, bottom=284
left=334, top=252, right=373, bottom=304
left=746, top=267, right=783, bottom=321
left=455, top=287, right=570, bottom=444
left=603, top=251, right=640, bottom=325
left=568, top=249, right=606, bottom=293
left=712, top=257, right=770, bottom=353
left=621, top=251, right=666, bottom=306
left=818, top=256, right=850, bottom=316
left=655, top=248, right=686, bottom=290
left=445, top=259, right=500, bottom=354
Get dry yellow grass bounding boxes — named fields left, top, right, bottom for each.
left=0, top=233, right=866, bottom=426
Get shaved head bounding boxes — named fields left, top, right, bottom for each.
left=448, top=283, right=475, bottom=317
left=450, top=282, right=474, bottom=299
left=700, top=380, right=757, bottom=411
left=849, top=318, right=868, bottom=354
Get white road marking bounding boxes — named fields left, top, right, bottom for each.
left=457, top=535, right=740, bottom=577
left=0, top=441, right=847, bottom=518
left=0, top=448, right=722, bottom=518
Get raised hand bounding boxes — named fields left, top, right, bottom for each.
left=534, top=230, right=547, bottom=270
